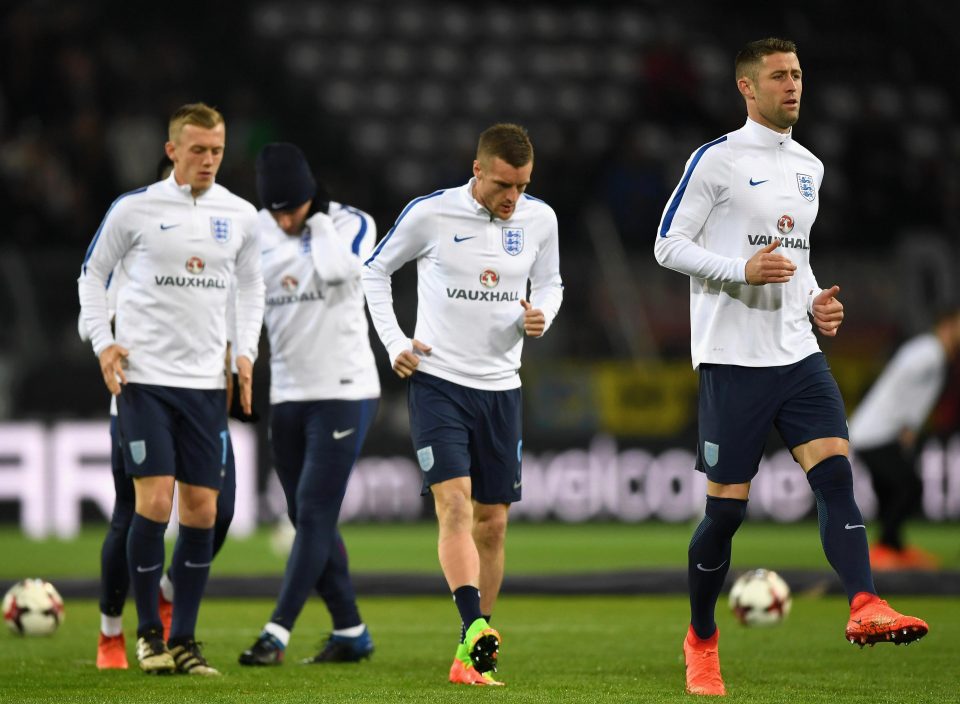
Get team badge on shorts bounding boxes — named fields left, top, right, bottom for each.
left=502, top=227, right=523, bottom=256
left=129, top=440, right=147, bottom=466
left=703, top=441, right=719, bottom=468
left=417, top=446, right=435, bottom=472
left=796, top=174, right=816, bottom=202
left=210, top=217, right=232, bottom=243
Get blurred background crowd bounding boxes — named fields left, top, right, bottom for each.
left=2, top=0, right=959, bottom=514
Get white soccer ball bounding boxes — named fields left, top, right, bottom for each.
left=2, top=579, right=65, bottom=636
left=728, top=568, right=791, bottom=627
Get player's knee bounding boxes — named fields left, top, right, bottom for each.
left=136, top=493, right=173, bottom=522
left=434, top=491, right=473, bottom=533
left=806, top=454, right=854, bottom=490
left=473, top=510, right=508, bottom=548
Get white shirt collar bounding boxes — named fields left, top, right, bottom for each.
left=744, top=117, right=793, bottom=147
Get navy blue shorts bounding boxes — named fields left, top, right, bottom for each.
left=696, top=352, right=848, bottom=484
left=116, top=382, right=228, bottom=490
left=408, top=373, right=523, bottom=505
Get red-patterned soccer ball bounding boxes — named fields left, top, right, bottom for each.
left=728, top=569, right=792, bottom=627
left=3, top=579, right=65, bottom=636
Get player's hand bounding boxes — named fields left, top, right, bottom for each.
left=745, top=240, right=796, bottom=285
left=98, top=344, right=129, bottom=396
left=812, top=285, right=843, bottom=336
left=236, top=355, right=254, bottom=414
left=393, top=339, right=432, bottom=378
left=520, top=299, right=545, bottom=337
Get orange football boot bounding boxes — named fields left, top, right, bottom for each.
left=683, top=625, right=726, bottom=696
left=96, top=632, right=129, bottom=670
left=845, top=592, right=929, bottom=647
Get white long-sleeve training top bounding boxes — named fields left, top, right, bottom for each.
left=362, top=179, right=564, bottom=391
left=78, top=173, right=264, bottom=389
left=655, top=118, right=825, bottom=369
left=848, top=333, right=947, bottom=450
left=259, top=201, right=380, bottom=404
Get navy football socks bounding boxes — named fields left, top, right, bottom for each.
left=127, top=513, right=167, bottom=637
left=168, top=524, right=214, bottom=646
left=688, top=496, right=748, bottom=640
left=453, top=585, right=483, bottom=641
left=807, top=455, right=876, bottom=601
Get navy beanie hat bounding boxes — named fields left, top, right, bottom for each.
left=255, top=142, right=316, bottom=211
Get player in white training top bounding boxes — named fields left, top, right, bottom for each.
left=849, top=306, right=960, bottom=570
left=236, top=143, right=380, bottom=667
left=655, top=39, right=927, bottom=696
left=78, top=103, right=264, bottom=676
left=363, top=123, right=562, bottom=685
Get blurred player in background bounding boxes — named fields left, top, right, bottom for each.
left=85, top=155, right=239, bottom=670
left=237, top=143, right=380, bottom=667
left=849, top=306, right=960, bottom=570
left=362, top=124, right=563, bottom=685
left=78, top=103, right=264, bottom=675
left=654, top=38, right=928, bottom=696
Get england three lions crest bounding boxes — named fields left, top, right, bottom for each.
left=210, top=217, right=232, bottom=243
left=502, top=227, right=523, bottom=256
left=796, top=174, right=816, bottom=202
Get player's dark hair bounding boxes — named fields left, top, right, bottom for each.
left=735, top=38, right=798, bottom=82
left=477, top=123, right=533, bottom=168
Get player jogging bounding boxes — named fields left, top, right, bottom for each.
left=654, top=38, right=928, bottom=696
left=362, top=123, right=563, bottom=685
left=78, top=103, right=264, bottom=675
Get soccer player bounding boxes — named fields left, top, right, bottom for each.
left=849, top=306, right=960, bottom=570
left=362, top=124, right=563, bottom=685
left=654, top=38, right=929, bottom=696
left=86, top=155, right=239, bottom=671
left=78, top=103, right=264, bottom=675
left=237, top=143, right=379, bottom=666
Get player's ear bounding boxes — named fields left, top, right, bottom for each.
left=164, top=141, right=177, bottom=161
left=472, top=159, right=482, bottom=179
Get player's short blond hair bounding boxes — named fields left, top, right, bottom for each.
left=168, top=103, right=224, bottom=142
left=477, top=123, right=534, bottom=168
left=735, top=38, right=798, bottom=84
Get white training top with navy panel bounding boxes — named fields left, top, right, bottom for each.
left=259, top=201, right=380, bottom=404
left=362, top=179, right=564, bottom=391
left=848, top=333, right=947, bottom=450
left=655, top=118, right=824, bottom=369
left=78, top=173, right=265, bottom=390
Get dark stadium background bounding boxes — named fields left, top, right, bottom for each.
left=2, top=0, right=959, bottom=527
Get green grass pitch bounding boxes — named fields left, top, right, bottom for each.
left=0, top=521, right=956, bottom=702
left=0, top=595, right=954, bottom=703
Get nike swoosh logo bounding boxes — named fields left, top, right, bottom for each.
left=136, top=563, right=163, bottom=573
left=453, top=235, right=477, bottom=243
left=160, top=223, right=181, bottom=230
left=696, top=561, right=727, bottom=572
left=844, top=523, right=866, bottom=530
left=749, top=178, right=769, bottom=186
left=184, top=560, right=212, bottom=568
left=333, top=428, right=356, bottom=440
left=270, top=201, right=289, bottom=210
left=513, top=480, right=522, bottom=490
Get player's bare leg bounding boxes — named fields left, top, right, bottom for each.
left=433, top=478, right=500, bottom=684
left=473, top=501, right=509, bottom=616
